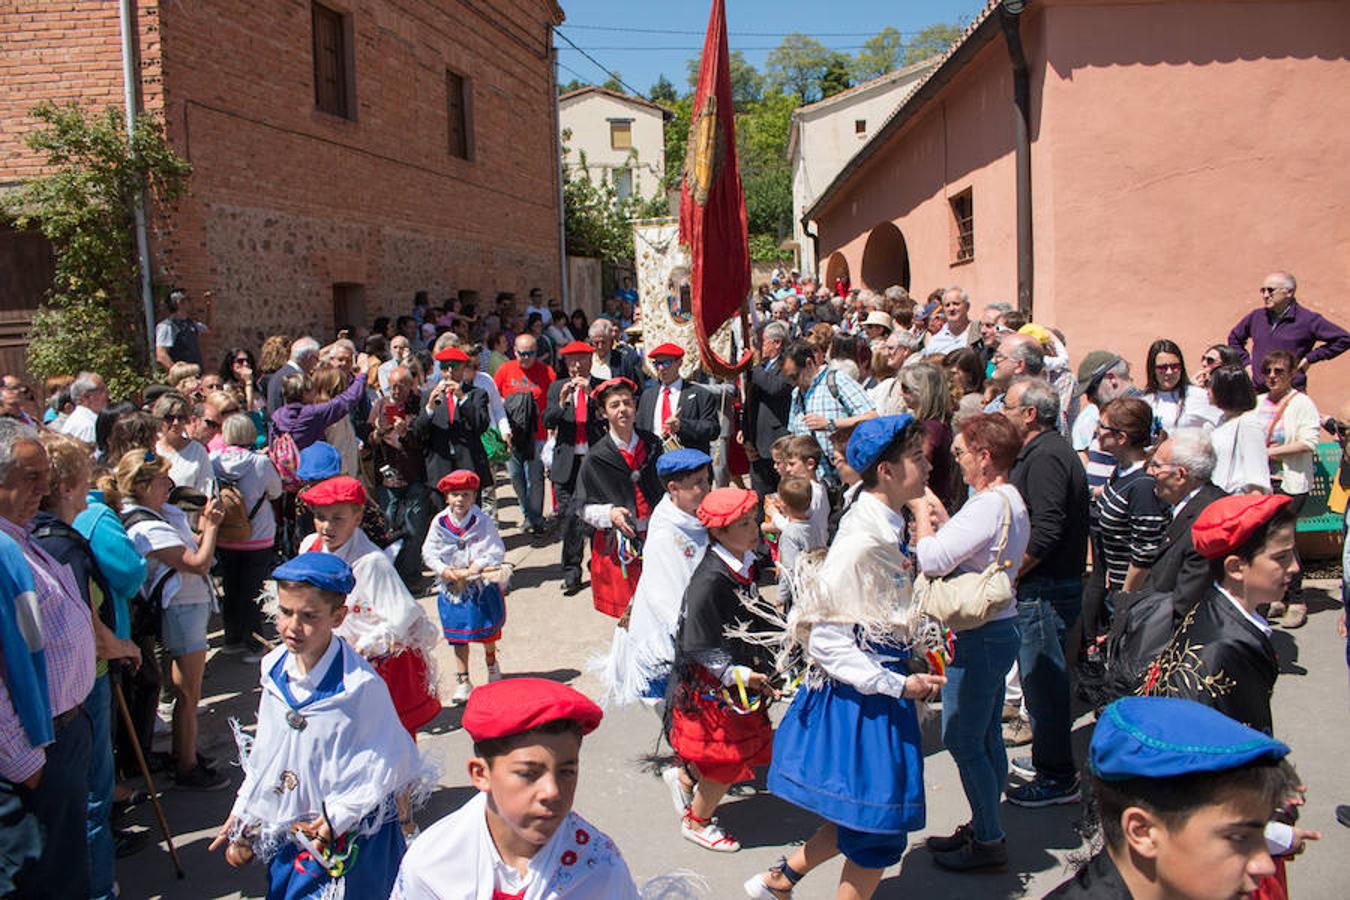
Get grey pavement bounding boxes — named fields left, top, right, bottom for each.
left=118, top=502, right=1349, bottom=899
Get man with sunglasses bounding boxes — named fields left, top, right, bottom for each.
left=1226, top=271, right=1349, bottom=390
left=635, top=343, right=719, bottom=456
left=493, top=335, right=555, bottom=535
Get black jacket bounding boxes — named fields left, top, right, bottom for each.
left=1044, top=850, right=1132, bottom=899
left=745, top=357, right=793, bottom=457
left=1142, top=482, right=1227, bottom=610
left=635, top=380, right=720, bottom=455
left=1009, top=428, right=1090, bottom=582
left=413, top=385, right=490, bottom=488
left=542, top=376, right=605, bottom=485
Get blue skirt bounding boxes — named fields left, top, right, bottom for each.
left=437, top=583, right=505, bottom=644
left=768, top=676, right=926, bottom=838
left=266, top=815, right=404, bottom=900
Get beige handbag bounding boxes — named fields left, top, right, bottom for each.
left=914, top=489, right=1015, bottom=631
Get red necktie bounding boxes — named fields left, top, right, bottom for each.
left=659, top=387, right=672, bottom=434
left=574, top=386, right=587, bottom=445
left=446, top=395, right=456, bottom=426
left=618, top=440, right=651, bottom=520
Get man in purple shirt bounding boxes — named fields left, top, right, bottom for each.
left=0, top=419, right=96, bottom=897
left=1227, top=271, right=1350, bottom=390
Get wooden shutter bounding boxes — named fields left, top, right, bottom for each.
left=447, top=70, right=470, bottom=159
left=312, top=3, right=348, bottom=117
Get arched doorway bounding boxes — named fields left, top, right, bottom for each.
left=860, top=222, right=909, bottom=291
left=824, top=252, right=850, bottom=292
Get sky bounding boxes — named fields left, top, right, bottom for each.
left=554, top=0, right=991, bottom=97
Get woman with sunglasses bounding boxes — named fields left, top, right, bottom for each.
left=1253, top=349, right=1320, bottom=628
left=218, top=347, right=262, bottom=411
left=1193, top=343, right=1243, bottom=389
left=1142, top=339, right=1220, bottom=430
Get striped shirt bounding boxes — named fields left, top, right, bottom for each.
left=1090, top=463, right=1170, bottom=591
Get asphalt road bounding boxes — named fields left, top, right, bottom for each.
left=117, top=503, right=1349, bottom=899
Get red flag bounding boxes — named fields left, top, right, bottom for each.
left=680, top=0, right=753, bottom=378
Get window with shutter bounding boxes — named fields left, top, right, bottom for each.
left=447, top=69, right=472, bottom=160
left=312, top=3, right=350, bottom=118
left=609, top=120, right=632, bottom=151
left=950, top=189, right=974, bottom=263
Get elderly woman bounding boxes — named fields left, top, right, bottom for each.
left=211, top=414, right=284, bottom=656
left=115, top=449, right=228, bottom=791
left=1255, top=349, right=1320, bottom=628
left=899, top=362, right=955, bottom=510
left=1208, top=364, right=1271, bottom=495
left=911, top=414, right=1030, bottom=872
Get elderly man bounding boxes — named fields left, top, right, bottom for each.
left=871, top=330, right=924, bottom=415
left=57, top=372, right=108, bottom=444
left=0, top=377, right=37, bottom=426
left=636, top=343, right=719, bottom=456
left=1143, top=428, right=1227, bottom=607
left=586, top=318, right=642, bottom=386
left=782, top=339, right=877, bottom=474
left=924, top=287, right=981, bottom=357
left=154, top=288, right=211, bottom=370
left=0, top=419, right=96, bottom=897
left=266, top=336, right=320, bottom=418
left=1001, top=377, right=1090, bottom=808
left=977, top=302, right=1014, bottom=366
left=1227, top=270, right=1349, bottom=390
left=378, top=335, right=412, bottom=393
left=494, top=334, right=556, bottom=535
left=370, top=365, right=433, bottom=587
left=745, top=321, right=794, bottom=497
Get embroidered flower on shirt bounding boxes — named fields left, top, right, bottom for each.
left=575, top=828, right=589, bottom=845
left=561, top=850, right=577, bottom=866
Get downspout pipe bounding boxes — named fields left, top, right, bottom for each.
left=550, top=32, right=569, bottom=311
left=999, top=0, right=1033, bottom=315
left=118, top=0, right=157, bottom=363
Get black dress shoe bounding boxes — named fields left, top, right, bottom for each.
left=1336, top=804, right=1350, bottom=828
left=924, top=823, right=972, bottom=853
left=562, top=580, right=582, bottom=596
left=932, top=836, right=1008, bottom=872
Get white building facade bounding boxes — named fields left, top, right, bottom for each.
left=559, top=86, right=671, bottom=204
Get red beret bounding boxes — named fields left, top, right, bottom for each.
left=463, top=678, right=603, bottom=743
left=559, top=341, right=594, bottom=356
left=433, top=346, right=470, bottom=363
left=299, top=475, right=366, bottom=508
left=697, top=487, right=759, bottom=528
left=1192, top=494, right=1294, bottom=560
left=648, top=342, right=685, bottom=359
left=590, top=377, right=637, bottom=403
left=436, top=469, right=480, bottom=494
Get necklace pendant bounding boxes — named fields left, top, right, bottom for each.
left=630, top=469, right=641, bottom=483
left=286, top=709, right=308, bottom=731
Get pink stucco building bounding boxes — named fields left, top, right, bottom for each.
left=806, top=0, right=1350, bottom=413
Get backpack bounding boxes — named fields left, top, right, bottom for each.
left=503, top=391, right=538, bottom=460
left=118, top=508, right=179, bottom=640
left=268, top=429, right=303, bottom=492
left=1079, top=589, right=1181, bottom=710
left=215, top=473, right=268, bottom=544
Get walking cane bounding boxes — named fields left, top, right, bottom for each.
left=111, top=678, right=185, bottom=880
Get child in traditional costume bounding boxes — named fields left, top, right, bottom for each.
left=422, top=469, right=509, bottom=706
left=578, top=378, right=664, bottom=618
left=211, top=554, right=430, bottom=899
left=297, top=475, right=442, bottom=735
left=744, top=416, right=948, bottom=900
left=666, top=487, right=780, bottom=854
left=390, top=678, right=640, bottom=899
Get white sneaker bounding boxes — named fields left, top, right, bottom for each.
left=661, top=766, right=694, bottom=817
left=451, top=679, right=473, bottom=705
left=681, top=817, right=741, bottom=853
left=486, top=662, right=502, bottom=683
left=743, top=873, right=788, bottom=899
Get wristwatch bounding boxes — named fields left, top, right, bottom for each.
left=827, top=418, right=837, bottom=431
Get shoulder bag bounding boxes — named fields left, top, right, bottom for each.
left=913, top=488, right=1015, bottom=631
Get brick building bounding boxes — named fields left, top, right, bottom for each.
left=0, top=0, right=566, bottom=368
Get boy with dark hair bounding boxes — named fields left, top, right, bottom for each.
left=772, top=475, right=817, bottom=608
left=391, top=678, right=638, bottom=898
left=211, top=554, right=426, bottom=899
left=1048, top=696, right=1316, bottom=899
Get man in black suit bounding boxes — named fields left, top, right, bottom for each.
left=635, top=342, right=720, bottom=455
left=744, top=320, right=793, bottom=497
left=1143, top=428, right=1227, bottom=610
left=543, top=341, right=606, bottom=594
left=586, top=318, right=644, bottom=387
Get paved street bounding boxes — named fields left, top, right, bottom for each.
left=119, top=497, right=1349, bottom=899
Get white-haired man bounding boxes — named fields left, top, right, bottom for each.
left=924, top=286, right=981, bottom=357
left=57, top=372, right=107, bottom=444
left=266, top=336, right=320, bottom=418
left=1143, top=428, right=1227, bottom=606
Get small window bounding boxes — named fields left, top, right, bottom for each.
left=312, top=2, right=352, bottom=118
left=950, top=189, right=974, bottom=263
left=610, top=120, right=632, bottom=151
left=614, top=168, right=633, bottom=202
left=447, top=69, right=472, bottom=160
left=854, top=119, right=867, bottom=135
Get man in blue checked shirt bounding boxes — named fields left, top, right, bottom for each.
left=781, top=339, right=877, bottom=475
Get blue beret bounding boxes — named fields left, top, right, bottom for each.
left=1091, top=697, right=1288, bottom=782
left=271, top=553, right=356, bottom=596
left=656, top=448, right=712, bottom=478
left=846, top=414, right=915, bottom=473
left=296, top=442, right=342, bottom=481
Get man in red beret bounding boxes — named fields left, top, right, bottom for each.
left=417, top=345, right=492, bottom=513
left=543, top=341, right=605, bottom=594
left=390, top=679, right=640, bottom=898
left=493, top=334, right=556, bottom=536
left=1141, top=494, right=1299, bottom=734
left=636, top=342, right=721, bottom=456
left=577, top=378, right=665, bottom=618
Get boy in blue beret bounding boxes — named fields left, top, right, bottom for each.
left=210, top=553, right=429, bottom=900
left=1048, top=696, right=1317, bottom=899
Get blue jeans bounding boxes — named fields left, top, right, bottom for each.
left=86, top=674, right=115, bottom=899
left=507, top=450, right=544, bottom=528
left=1016, top=577, right=1082, bottom=782
left=377, top=481, right=433, bottom=583
left=15, top=705, right=92, bottom=898
left=942, top=616, right=1021, bottom=843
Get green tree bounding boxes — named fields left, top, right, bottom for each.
left=852, top=26, right=904, bottom=81
left=558, top=77, right=588, bottom=95
left=649, top=74, right=679, bottom=105
left=738, top=89, right=796, bottom=253
left=764, top=33, right=835, bottom=102
left=662, top=94, right=695, bottom=194
left=601, top=72, right=624, bottom=92
left=2, top=101, right=191, bottom=399
left=684, top=50, right=764, bottom=110
left=819, top=53, right=852, bottom=98
left=905, top=22, right=964, bottom=65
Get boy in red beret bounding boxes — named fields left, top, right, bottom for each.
left=298, top=475, right=442, bottom=737
left=1142, top=494, right=1300, bottom=735
left=421, top=469, right=509, bottom=706
left=390, top=678, right=639, bottom=899
left=665, top=487, right=780, bottom=853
